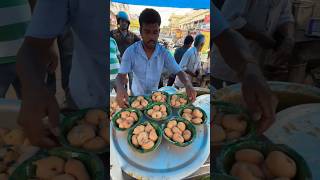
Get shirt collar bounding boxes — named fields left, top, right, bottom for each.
left=136, top=41, right=161, bottom=60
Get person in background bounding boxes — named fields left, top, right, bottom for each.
left=16, top=0, right=108, bottom=148
left=211, top=3, right=278, bottom=133
left=213, top=0, right=298, bottom=84
left=0, top=0, right=32, bottom=99
left=116, top=8, right=197, bottom=108
left=110, top=37, right=121, bottom=92
left=167, top=35, right=194, bottom=86
left=174, top=34, right=205, bottom=89
left=111, top=11, right=140, bottom=93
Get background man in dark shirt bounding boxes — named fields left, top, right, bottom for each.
left=167, top=35, right=194, bottom=86
left=111, top=11, right=140, bottom=92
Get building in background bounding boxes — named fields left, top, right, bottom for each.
left=168, top=10, right=210, bottom=53
left=110, top=2, right=130, bottom=30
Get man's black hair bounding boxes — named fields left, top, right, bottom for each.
left=139, top=8, right=161, bottom=27
left=184, top=35, right=194, bottom=46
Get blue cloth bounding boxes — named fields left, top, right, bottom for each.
left=119, top=41, right=182, bottom=96
left=112, top=0, right=209, bottom=9
left=212, top=4, right=230, bottom=38
left=25, top=0, right=108, bottom=109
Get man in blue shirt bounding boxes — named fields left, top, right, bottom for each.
left=116, top=8, right=197, bottom=107
left=212, top=3, right=278, bottom=133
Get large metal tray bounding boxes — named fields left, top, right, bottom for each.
left=264, top=103, right=320, bottom=179
left=110, top=97, right=210, bottom=180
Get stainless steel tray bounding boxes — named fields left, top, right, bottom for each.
left=110, top=97, right=210, bottom=180
left=264, top=103, right=320, bottom=179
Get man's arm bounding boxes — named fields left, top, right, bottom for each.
left=237, top=24, right=276, bottom=49
left=17, top=0, right=68, bottom=147
left=116, top=48, right=132, bottom=107
left=214, top=29, right=256, bottom=78
left=214, top=29, right=278, bottom=133
left=163, top=50, right=197, bottom=101
left=17, top=38, right=56, bottom=91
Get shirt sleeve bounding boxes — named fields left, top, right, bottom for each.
left=277, top=0, right=295, bottom=27
left=118, top=47, right=132, bottom=74
left=221, top=0, right=249, bottom=29
left=25, top=0, right=69, bottom=38
left=163, top=49, right=182, bottom=75
left=211, top=3, right=230, bottom=38
left=179, top=50, right=191, bottom=71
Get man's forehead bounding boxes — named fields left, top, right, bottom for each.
left=141, top=23, right=160, bottom=29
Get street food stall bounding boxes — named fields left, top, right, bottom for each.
left=109, top=0, right=211, bottom=179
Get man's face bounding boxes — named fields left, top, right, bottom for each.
left=119, top=19, right=129, bottom=30
left=140, top=23, right=160, bottom=49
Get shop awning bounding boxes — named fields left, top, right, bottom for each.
left=111, top=0, right=210, bottom=9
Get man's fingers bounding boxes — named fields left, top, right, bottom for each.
left=257, top=116, right=275, bottom=134
left=242, top=86, right=262, bottom=121
left=257, top=91, right=277, bottom=133
left=47, top=98, right=60, bottom=136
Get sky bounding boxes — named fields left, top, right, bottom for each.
left=128, top=5, right=194, bottom=27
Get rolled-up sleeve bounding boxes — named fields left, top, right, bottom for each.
left=164, top=50, right=181, bottom=75
left=26, top=0, right=69, bottom=38
left=277, top=0, right=295, bottom=27
left=211, top=4, right=230, bottom=38
left=119, top=47, right=132, bottom=74
left=221, top=0, right=249, bottom=29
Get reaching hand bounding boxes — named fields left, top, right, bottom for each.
left=18, top=88, right=60, bottom=148
left=116, top=87, right=129, bottom=108
left=241, top=63, right=278, bottom=133
left=185, top=85, right=197, bottom=102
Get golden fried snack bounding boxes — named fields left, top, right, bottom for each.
left=51, top=174, right=76, bottom=180
left=35, top=156, right=65, bottom=179
left=99, top=122, right=109, bottom=144
left=85, top=109, right=106, bottom=125
left=0, top=173, right=8, bottom=180
left=149, top=130, right=158, bottom=142
left=265, top=151, right=296, bottom=178
left=172, top=133, right=184, bottom=143
left=3, top=129, right=25, bottom=146
left=131, top=123, right=158, bottom=150
left=141, top=140, right=154, bottom=150
left=211, top=125, right=226, bottom=143
left=64, top=159, right=90, bottom=180
left=235, top=149, right=264, bottom=165
left=231, top=162, right=264, bottom=180
left=164, top=128, right=173, bottom=139
left=82, top=136, right=106, bottom=151
left=67, top=124, right=96, bottom=147
left=182, top=130, right=192, bottom=141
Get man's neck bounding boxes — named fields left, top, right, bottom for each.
left=142, top=43, right=155, bottom=59
left=119, top=29, right=128, bottom=35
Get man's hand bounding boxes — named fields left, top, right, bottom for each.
left=185, top=84, right=197, bottom=102
left=116, top=88, right=129, bottom=108
left=115, top=74, right=129, bottom=108
left=241, top=63, right=278, bottom=133
left=18, top=88, right=60, bottom=148
left=176, top=71, right=197, bottom=101
left=47, top=40, right=59, bottom=73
